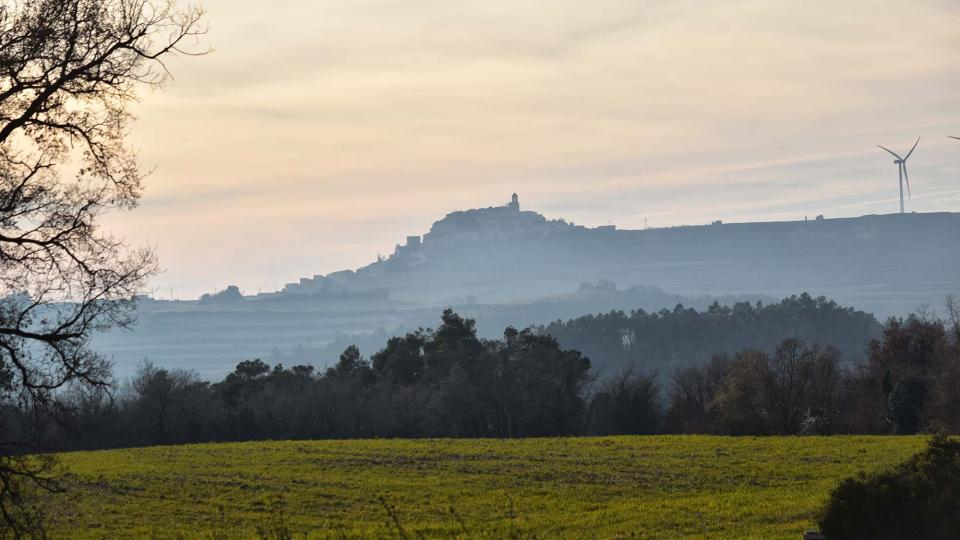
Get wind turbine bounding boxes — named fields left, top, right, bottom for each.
left=877, top=138, right=919, bottom=214
left=949, top=136, right=960, bottom=141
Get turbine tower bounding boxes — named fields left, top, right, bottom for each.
left=877, top=138, right=919, bottom=214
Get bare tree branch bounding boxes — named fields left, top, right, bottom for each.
left=0, top=0, right=204, bottom=532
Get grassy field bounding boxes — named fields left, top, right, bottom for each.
left=42, top=436, right=924, bottom=539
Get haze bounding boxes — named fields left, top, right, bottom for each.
left=109, top=0, right=960, bottom=297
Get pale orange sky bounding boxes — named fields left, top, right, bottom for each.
left=106, top=0, right=960, bottom=298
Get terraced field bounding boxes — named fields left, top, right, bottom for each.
left=44, top=436, right=925, bottom=538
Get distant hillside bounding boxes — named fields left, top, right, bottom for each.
left=95, top=282, right=763, bottom=378
left=95, top=196, right=959, bottom=377
left=541, top=293, right=881, bottom=376
left=279, top=195, right=960, bottom=316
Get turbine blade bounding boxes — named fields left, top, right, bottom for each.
left=950, top=136, right=960, bottom=141
left=903, top=164, right=911, bottom=201
left=877, top=145, right=902, bottom=160
left=904, top=137, right=920, bottom=160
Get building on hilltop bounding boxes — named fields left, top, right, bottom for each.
left=422, top=194, right=571, bottom=247
left=282, top=269, right=356, bottom=295
left=392, top=234, right=422, bottom=257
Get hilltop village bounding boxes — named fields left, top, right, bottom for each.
left=282, top=194, right=611, bottom=296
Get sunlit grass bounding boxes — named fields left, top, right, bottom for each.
left=45, top=436, right=924, bottom=538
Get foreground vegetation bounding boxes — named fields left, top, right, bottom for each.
left=43, top=435, right=924, bottom=539
left=819, top=434, right=960, bottom=539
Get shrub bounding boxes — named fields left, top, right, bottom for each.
left=818, top=434, right=960, bottom=539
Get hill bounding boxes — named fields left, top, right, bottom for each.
left=46, top=436, right=924, bottom=539
left=95, top=283, right=767, bottom=379
left=94, top=195, right=960, bottom=377
left=279, top=195, right=960, bottom=315
left=541, top=293, right=881, bottom=375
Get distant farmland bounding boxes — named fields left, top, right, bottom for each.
left=47, top=436, right=924, bottom=539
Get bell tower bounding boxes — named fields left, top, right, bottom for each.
left=509, top=193, right=519, bottom=212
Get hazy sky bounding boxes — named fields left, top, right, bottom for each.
left=108, top=0, right=960, bottom=298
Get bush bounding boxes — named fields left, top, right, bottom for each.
left=818, top=434, right=960, bottom=539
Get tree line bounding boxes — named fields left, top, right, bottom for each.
left=541, top=293, right=881, bottom=375
left=12, top=299, right=960, bottom=452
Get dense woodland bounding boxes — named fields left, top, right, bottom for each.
left=12, top=296, right=960, bottom=451
left=541, top=293, right=881, bottom=375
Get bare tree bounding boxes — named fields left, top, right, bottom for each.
left=0, top=0, right=204, bottom=533
left=128, top=361, right=202, bottom=444
left=946, top=295, right=960, bottom=343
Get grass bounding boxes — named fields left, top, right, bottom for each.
left=40, top=435, right=924, bottom=539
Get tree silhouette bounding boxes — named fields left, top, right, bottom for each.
left=0, top=0, right=204, bottom=532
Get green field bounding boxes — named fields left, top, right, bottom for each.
left=43, top=436, right=924, bottom=539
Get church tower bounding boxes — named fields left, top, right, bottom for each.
left=508, top=193, right=519, bottom=212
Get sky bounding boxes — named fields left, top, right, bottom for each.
left=106, top=0, right=960, bottom=298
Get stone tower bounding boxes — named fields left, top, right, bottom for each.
left=509, top=193, right=519, bottom=212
